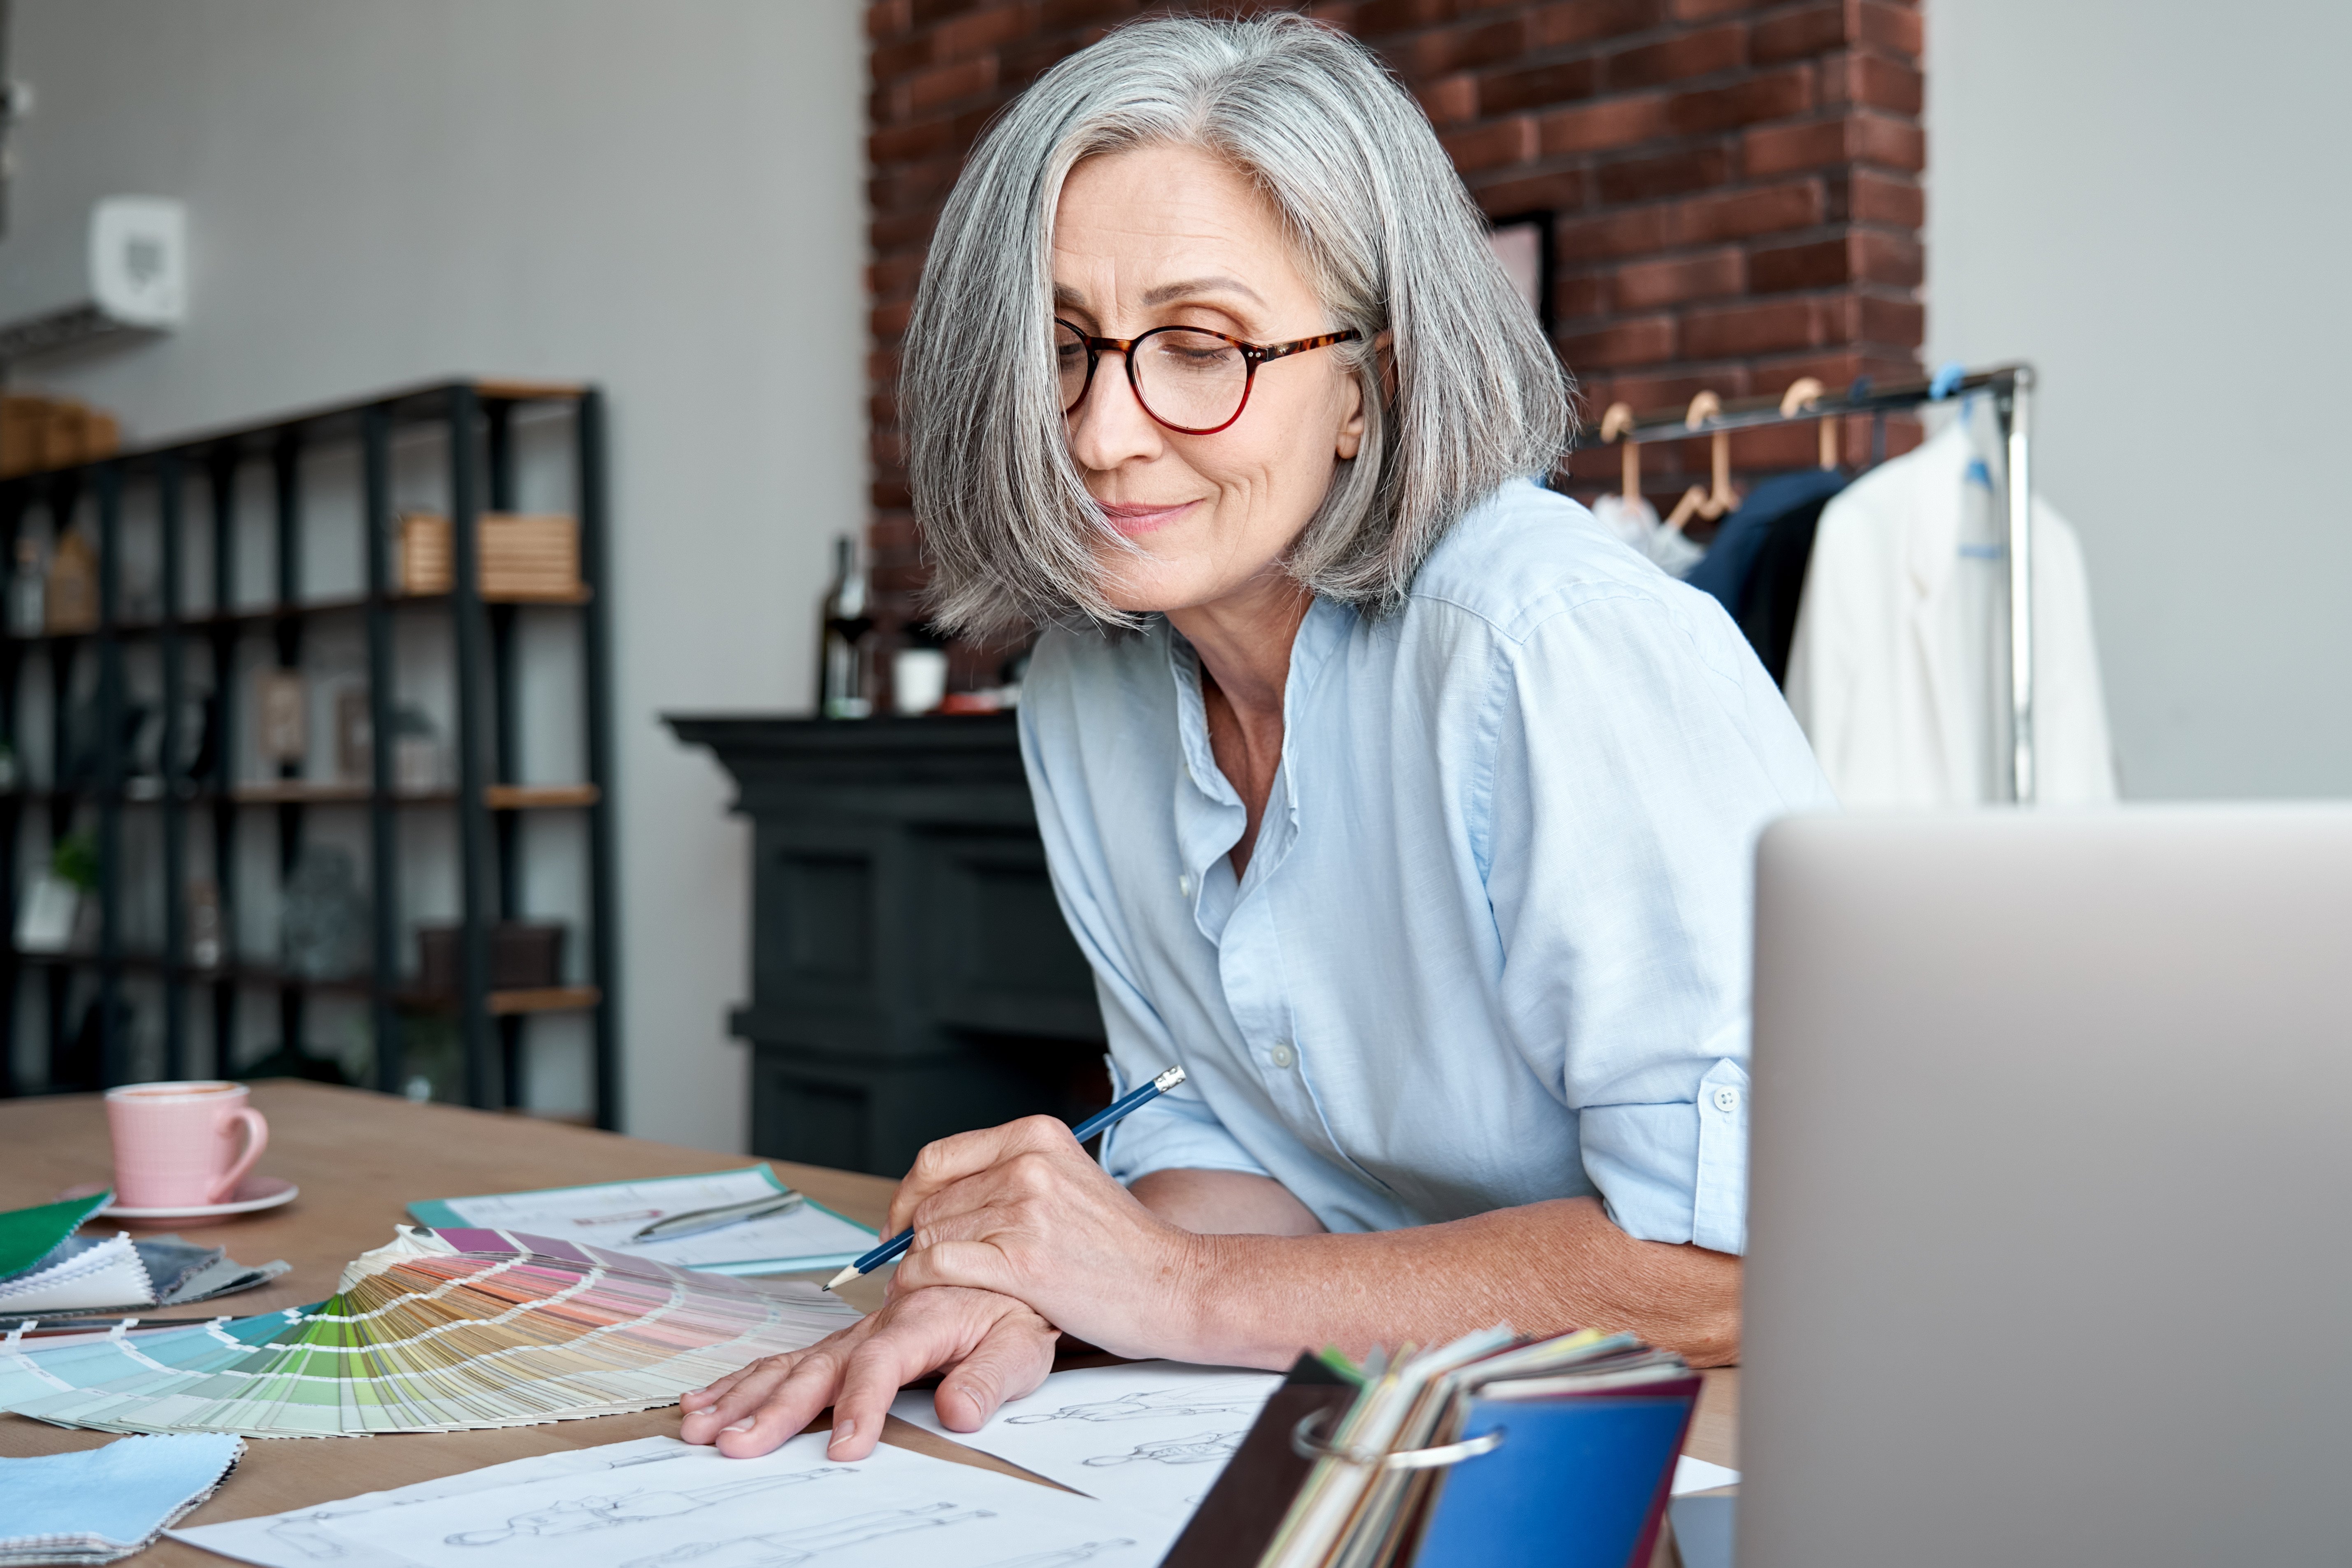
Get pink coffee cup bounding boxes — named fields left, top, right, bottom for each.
left=104, top=1080, right=270, bottom=1208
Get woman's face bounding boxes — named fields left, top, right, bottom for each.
left=1051, top=142, right=1365, bottom=616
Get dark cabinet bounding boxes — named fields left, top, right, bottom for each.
left=668, top=714, right=1107, bottom=1175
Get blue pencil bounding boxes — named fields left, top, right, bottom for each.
left=822, top=1064, right=1188, bottom=1291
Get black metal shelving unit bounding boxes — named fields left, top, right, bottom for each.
left=0, top=379, right=620, bottom=1123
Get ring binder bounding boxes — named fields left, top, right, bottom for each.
left=1166, top=1340, right=1701, bottom=1568
left=1289, top=1408, right=1506, bottom=1470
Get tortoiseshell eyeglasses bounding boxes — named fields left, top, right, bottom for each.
left=1054, top=319, right=1362, bottom=436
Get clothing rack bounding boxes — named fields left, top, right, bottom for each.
left=1572, top=362, right=2041, bottom=803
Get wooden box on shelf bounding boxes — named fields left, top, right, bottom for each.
left=397, top=511, right=580, bottom=598
left=0, top=395, right=121, bottom=480
left=42, top=533, right=98, bottom=634
left=415, top=921, right=568, bottom=998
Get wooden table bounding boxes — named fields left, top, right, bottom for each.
left=0, top=1082, right=1737, bottom=1563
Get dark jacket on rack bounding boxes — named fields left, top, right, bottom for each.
left=1683, top=467, right=1849, bottom=688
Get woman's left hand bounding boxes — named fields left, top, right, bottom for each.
left=887, top=1115, right=1208, bottom=1360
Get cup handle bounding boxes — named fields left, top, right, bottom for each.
left=209, top=1108, right=270, bottom=1204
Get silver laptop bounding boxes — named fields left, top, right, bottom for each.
left=1740, top=806, right=2352, bottom=1568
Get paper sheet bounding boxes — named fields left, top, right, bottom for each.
left=890, top=1361, right=1282, bottom=1527
left=408, top=1169, right=878, bottom=1275
left=1672, top=1455, right=1739, bottom=1494
left=174, top=1437, right=699, bottom=1568
left=186, top=1434, right=1166, bottom=1568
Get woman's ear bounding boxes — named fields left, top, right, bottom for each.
left=1335, top=331, right=1391, bottom=462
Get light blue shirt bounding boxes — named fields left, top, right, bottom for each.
left=1017, top=479, right=1834, bottom=1254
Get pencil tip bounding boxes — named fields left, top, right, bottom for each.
left=823, top=1266, right=858, bottom=1292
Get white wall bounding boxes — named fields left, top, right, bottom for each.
left=0, top=0, right=868, bottom=1148
left=1925, top=0, right=2352, bottom=798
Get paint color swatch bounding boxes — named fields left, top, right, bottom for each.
left=0, top=1227, right=860, bottom=1438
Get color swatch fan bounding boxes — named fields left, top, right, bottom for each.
left=0, top=1227, right=860, bottom=1438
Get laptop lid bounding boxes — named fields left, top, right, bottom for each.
left=1741, top=807, right=2352, bottom=1567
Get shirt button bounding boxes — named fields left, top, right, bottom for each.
left=1711, top=1086, right=1742, bottom=1113
left=1269, top=1043, right=1296, bottom=1069
left=1178, top=873, right=1193, bottom=897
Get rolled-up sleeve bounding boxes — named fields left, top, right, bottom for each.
left=1482, top=589, right=1832, bottom=1255
left=1093, top=1036, right=1273, bottom=1186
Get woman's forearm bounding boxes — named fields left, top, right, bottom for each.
left=1129, top=1167, right=1327, bottom=1236
left=1168, top=1195, right=1741, bottom=1369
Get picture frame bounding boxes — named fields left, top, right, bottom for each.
left=1484, top=211, right=1555, bottom=337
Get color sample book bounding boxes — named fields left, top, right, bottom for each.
left=0, top=1226, right=860, bottom=1437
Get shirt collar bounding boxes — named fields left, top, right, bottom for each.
left=1163, top=596, right=1355, bottom=913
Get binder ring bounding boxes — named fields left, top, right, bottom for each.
left=1289, top=1409, right=1507, bottom=1470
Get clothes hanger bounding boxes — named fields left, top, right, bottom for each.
left=1600, top=402, right=1640, bottom=505
left=1779, top=376, right=1838, bottom=469
left=1663, top=390, right=1735, bottom=531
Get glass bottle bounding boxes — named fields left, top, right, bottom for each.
left=815, top=534, right=873, bottom=719
left=8, top=537, right=44, bottom=636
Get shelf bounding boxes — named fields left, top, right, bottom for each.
left=473, top=379, right=589, bottom=403
left=0, top=375, right=616, bottom=1124
left=232, top=782, right=393, bottom=805
left=5, top=950, right=600, bottom=1019
left=485, top=783, right=600, bottom=809
left=1, top=586, right=596, bottom=646
left=487, top=985, right=602, bottom=1016
left=0, top=783, right=597, bottom=808
left=5, top=952, right=371, bottom=995
left=222, top=783, right=596, bottom=808
left=0, top=378, right=591, bottom=484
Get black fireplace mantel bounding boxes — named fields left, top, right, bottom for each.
left=668, top=713, right=1106, bottom=1175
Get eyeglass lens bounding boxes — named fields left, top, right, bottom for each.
left=1056, top=324, right=1250, bottom=430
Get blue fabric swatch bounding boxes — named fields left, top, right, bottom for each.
left=0, top=1433, right=243, bottom=1553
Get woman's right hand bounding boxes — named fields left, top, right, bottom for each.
left=676, top=1285, right=1057, bottom=1461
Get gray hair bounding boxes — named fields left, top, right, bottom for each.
left=904, top=11, right=1572, bottom=636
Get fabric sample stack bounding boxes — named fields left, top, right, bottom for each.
left=0, top=1433, right=244, bottom=1565
left=0, top=1194, right=288, bottom=1322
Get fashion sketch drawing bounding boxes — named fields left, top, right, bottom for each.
left=445, top=1470, right=854, bottom=1545
left=615, top=1505, right=994, bottom=1568
left=1004, top=1380, right=1271, bottom=1425
left=1080, top=1432, right=1244, bottom=1468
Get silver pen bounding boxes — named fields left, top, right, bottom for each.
left=629, top=1190, right=805, bottom=1242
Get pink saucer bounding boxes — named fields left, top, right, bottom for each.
left=58, top=1175, right=299, bottom=1222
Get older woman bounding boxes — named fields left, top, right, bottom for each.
left=682, top=14, right=1832, bottom=1463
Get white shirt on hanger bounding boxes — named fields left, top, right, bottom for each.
left=1784, top=403, right=2117, bottom=806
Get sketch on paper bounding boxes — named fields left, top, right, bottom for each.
left=259, top=1446, right=701, bottom=1560
left=969, top=1544, right=1137, bottom=1568
left=616, top=1506, right=992, bottom=1568
left=892, top=1360, right=1279, bottom=1529
left=1080, top=1431, right=1244, bottom=1468
left=1005, top=1380, right=1270, bottom=1425
left=228, top=1433, right=1166, bottom=1568
left=445, top=1470, right=854, bottom=1545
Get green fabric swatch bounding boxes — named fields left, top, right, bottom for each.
left=0, top=1191, right=113, bottom=1280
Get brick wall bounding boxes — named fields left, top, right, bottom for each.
left=864, top=0, right=1925, bottom=658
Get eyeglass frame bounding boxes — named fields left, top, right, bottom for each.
left=1054, top=318, right=1363, bottom=436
